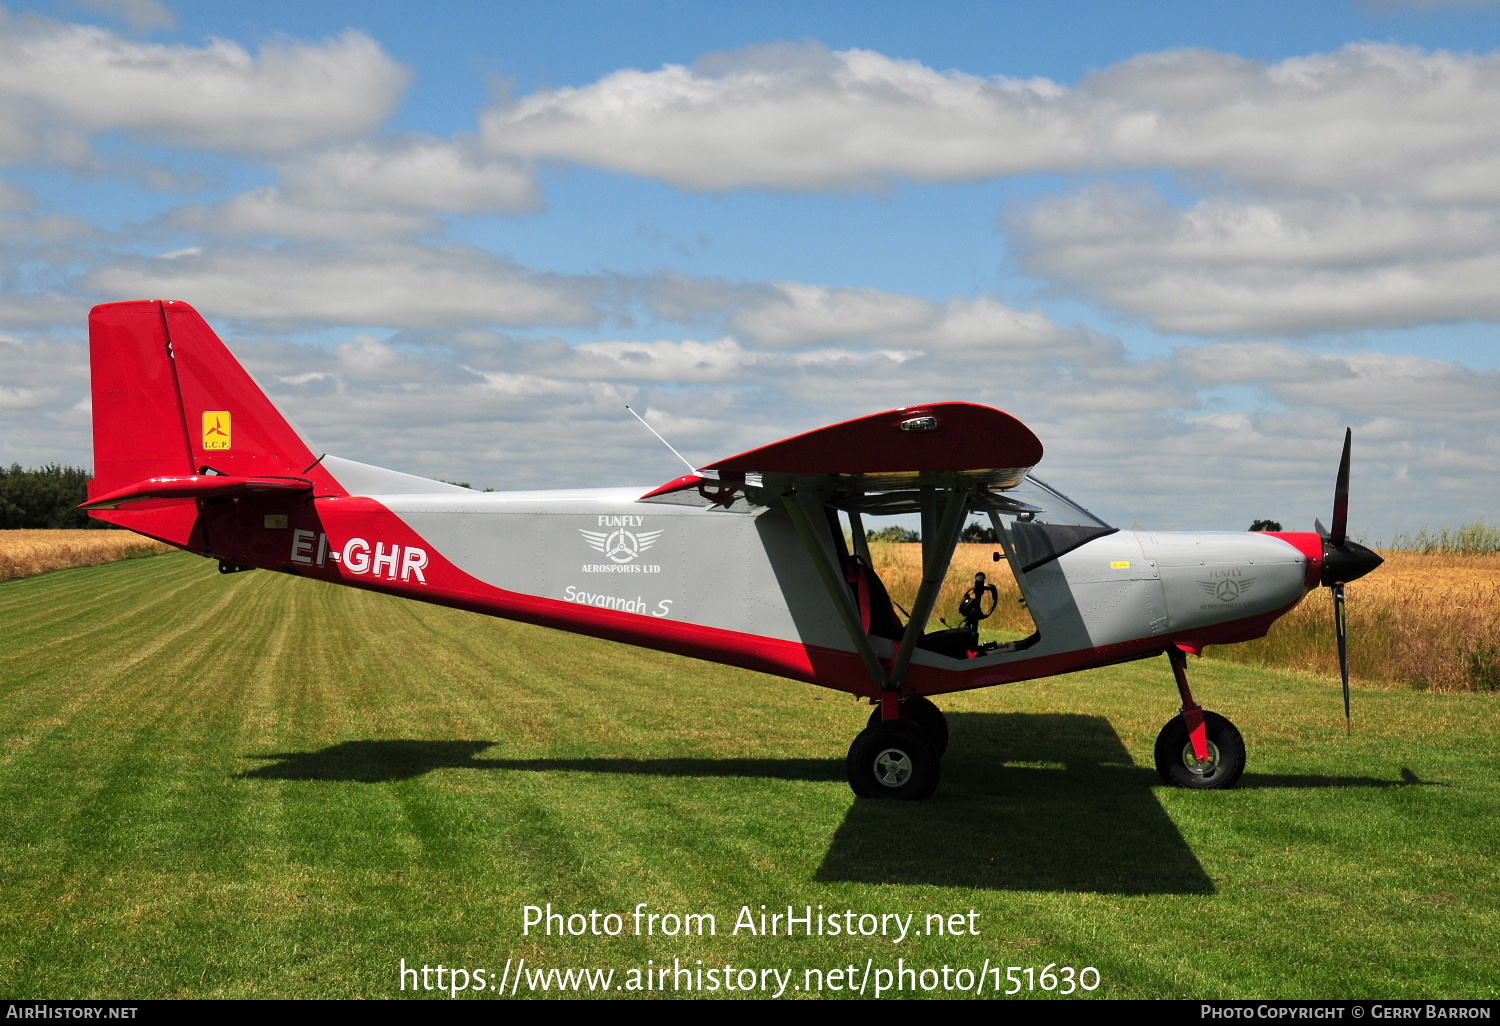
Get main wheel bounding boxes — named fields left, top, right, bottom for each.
left=866, top=696, right=949, bottom=755
left=1153, top=711, right=1246, bottom=789
left=847, top=721, right=941, bottom=800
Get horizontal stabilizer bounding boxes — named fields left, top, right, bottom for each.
left=80, top=474, right=312, bottom=510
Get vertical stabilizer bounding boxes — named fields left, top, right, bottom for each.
left=86, top=300, right=343, bottom=546
left=89, top=301, right=194, bottom=496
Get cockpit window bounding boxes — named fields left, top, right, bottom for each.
left=1004, top=474, right=1113, bottom=529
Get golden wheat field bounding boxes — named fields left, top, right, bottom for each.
left=1217, top=550, right=1500, bottom=693
left=869, top=541, right=1036, bottom=641
left=0, top=529, right=172, bottom=582
left=871, top=543, right=1499, bottom=693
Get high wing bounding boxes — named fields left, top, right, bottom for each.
left=633, top=402, right=1051, bottom=704
left=638, top=402, right=1045, bottom=515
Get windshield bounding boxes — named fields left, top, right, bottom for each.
left=1003, top=474, right=1112, bottom=529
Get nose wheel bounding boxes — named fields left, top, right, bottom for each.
left=1156, top=646, right=1246, bottom=789
left=1154, top=710, right=1245, bottom=789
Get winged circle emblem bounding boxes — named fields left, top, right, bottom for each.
left=579, top=528, right=664, bottom=564
left=1198, top=577, right=1256, bottom=602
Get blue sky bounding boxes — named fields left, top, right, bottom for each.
left=0, top=0, right=1496, bottom=535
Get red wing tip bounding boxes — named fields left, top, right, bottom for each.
left=639, top=474, right=704, bottom=500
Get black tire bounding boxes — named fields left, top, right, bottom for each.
left=847, top=721, right=941, bottom=801
left=867, top=696, right=949, bottom=755
left=1153, top=711, right=1246, bottom=789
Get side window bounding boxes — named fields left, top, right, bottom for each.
left=858, top=515, right=1038, bottom=647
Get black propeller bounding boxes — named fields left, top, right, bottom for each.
left=1317, top=428, right=1383, bottom=732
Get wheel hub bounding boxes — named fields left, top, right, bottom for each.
left=1180, top=740, right=1221, bottom=776
left=872, top=748, right=913, bottom=787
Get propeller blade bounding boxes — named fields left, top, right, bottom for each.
left=1330, top=427, right=1352, bottom=548
left=1333, top=582, right=1351, bottom=734
left=1314, top=517, right=1329, bottom=539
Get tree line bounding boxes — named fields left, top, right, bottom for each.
left=0, top=465, right=108, bottom=529
left=865, top=524, right=999, bottom=544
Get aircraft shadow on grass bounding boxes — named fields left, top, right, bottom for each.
left=239, top=712, right=1431, bottom=895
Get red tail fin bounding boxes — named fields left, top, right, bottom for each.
left=87, top=300, right=342, bottom=546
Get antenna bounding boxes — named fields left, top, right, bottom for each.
left=625, top=405, right=698, bottom=475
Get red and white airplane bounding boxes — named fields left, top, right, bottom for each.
left=82, top=300, right=1383, bottom=800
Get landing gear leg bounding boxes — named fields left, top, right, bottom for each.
left=1168, top=647, right=1210, bottom=764
left=866, top=695, right=949, bottom=755
left=1154, top=647, right=1246, bottom=789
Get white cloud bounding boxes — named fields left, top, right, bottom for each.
left=168, top=138, right=541, bottom=241
left=0, top=22, right=1490, bottom=531
left=1011, top=187, right=1500, bottom=334
left=479, top=40, right=1500, bottom=336
left=1179, top=341, right=1500, bottom=421
left=0, top=209, right=94, bottom=243
left=2, top=280, right=1493, bottom=531
left=482, top=42, right=1083, bottom=191
left=0, top=179, right=32, bottom=211
left=1084, top=44, right=1500, bottom=202
left=0, top=291, right=90, bottom=329
left=483, top=41, right=1500, bottom=202
left=704, top=282, right=1105, bottom=361
left=728, top=283, right=938, bottom=347
left=0, top=12, right=408, bottom=162
left=1176, top=341, right=1344, bottom=385
left=282, top=138, right=539, bottom=214
left=166, top=186, right=441, bottom=242
left=255, top=302, right=1492, bottom=533
left=1277, top=353, right=1498, bottom=419
left=640, top=272, right=770, bottom=325
left=572, top=337, right=755, bottom=382
left=85, top=243, right=605, bottom=329
left=0, top=332, right=92, bottom=463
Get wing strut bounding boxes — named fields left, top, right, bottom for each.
left=782, top=481, right=972, bottom=695
left=781, top=491, right=889, bottom=692
left=847, top=508, right=873, bottom=566
left=887, top=485, right=971, bottom=689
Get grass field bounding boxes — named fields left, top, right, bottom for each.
left=1, top=553, right=1497, bottom=1000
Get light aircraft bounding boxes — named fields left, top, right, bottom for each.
left=82, top=300, right=1383, bottom=800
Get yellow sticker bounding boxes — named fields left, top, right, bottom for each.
left=202, top=411, right=231, bottom=450
left=264, top=514, right=287, bottom=529
left=1111, top=560, right=1131, bottom=569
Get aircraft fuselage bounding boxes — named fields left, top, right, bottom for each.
left=195, top=458, right=1321, bottom=702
